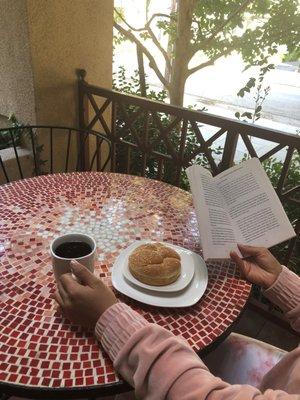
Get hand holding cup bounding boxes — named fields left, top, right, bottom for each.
left=51, top=233, right=96, bottom=282
left=54, top=260, right=117, bottom=327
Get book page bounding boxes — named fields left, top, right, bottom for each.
left=214, top=158, right=295, bottom=249
left=186, top=165, right=237, bottom=260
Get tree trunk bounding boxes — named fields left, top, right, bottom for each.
left=137, top=46, right=147, bottom=97
left=169, top=0, right=195, bottom=107
left=164, top=0, right=178, bottom=89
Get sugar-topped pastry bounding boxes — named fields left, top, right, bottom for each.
left=128, top=243, right=181, bottom=286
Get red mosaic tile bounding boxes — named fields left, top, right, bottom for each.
left=0, top=172, right=251, bottom=390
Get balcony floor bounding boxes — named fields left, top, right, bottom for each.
left=233, top=306, right=299, bottom=351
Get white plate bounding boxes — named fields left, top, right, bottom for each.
left=122, top=241, right=195, bottom=292
left=111, top=241, right=208, bottom=308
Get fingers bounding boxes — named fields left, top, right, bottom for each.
left=230, top=250, right=247, bottom=276
left=70, top=260, right=96, bottom=286
left=230, top=251, right=249, bottom=279
left=57, top=261, right=98, bottom=303
left=237, top=243, right=262, bottom=257
left=57, top=279, right=69, bottom=301
left=60, top=272, right=82, bottom=297
left=53, top=289, right=64, bottom=307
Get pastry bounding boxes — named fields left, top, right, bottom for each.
left=128, top=243, right=181, bottom=286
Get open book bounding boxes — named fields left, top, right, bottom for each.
left=186, top=158, right=296, bottom=261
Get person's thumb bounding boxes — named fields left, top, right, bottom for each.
left=230, top=250, right=247, bottom=277
left=237, top=243, right=260, bottom=258
left=70, top=260, right=96, bottom=286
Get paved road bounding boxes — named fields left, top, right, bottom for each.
left=184, top=66, right=300, bottom=131
left=115, top=50, right=300, bottom=133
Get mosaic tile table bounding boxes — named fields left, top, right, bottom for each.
left=0, top=172, right=251, bottom=398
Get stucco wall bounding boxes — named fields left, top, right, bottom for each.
left=0, top=0, right=36, bottom=124
left=1, top=0, right=113, bottom=175
left=26, top=0, right=113, bottom=127
left=25, top=0, right=113, bottom=172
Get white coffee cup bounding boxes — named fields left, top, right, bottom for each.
left=50, top=233, right=96, bottom=282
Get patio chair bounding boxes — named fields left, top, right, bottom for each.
left=0, top=125, right=111, bottom=184
left=203, top=332, right=288, bottom=387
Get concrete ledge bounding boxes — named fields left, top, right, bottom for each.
left=0, top=146, right=31, bottom=161
left=0, top=146, right=33, bottom=184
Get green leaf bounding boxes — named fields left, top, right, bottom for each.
left=247, top=78, right=256, bottom=88
left=243, top=65, right=252, bottom=72
left=241, top=112, right=253, bottom=119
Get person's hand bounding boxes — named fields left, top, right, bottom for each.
left=230, top=244, right=282, bottom=289
left=53, top=260, right=117, bottom=328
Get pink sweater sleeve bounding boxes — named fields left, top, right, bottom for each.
left=263, top=266, right=300, bottom=332
left=95, top=267, right=300, bottom=399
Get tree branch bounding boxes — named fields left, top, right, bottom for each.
left=114, top=8, right=172, bottom=72
left=147, top=26, right=172, bottom=71
left=114, top=9, right=175, bottom=32
left=114, top=21, right=169, bottom=88
left=137, top=46, right=147, bottom=97
left=187, top=60, right=215, bottom=76
left=187, top=48, right=233, bottom=76
left=114, top=8, right=145, bottom=31
left=147, top=13, right=176, bottom=25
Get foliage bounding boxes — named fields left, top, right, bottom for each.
left=0, top=115, right=47, bottom=175
left=113, top=7, right=127, bottom=46
left=114, top=0, right=299, bottom=106
left=263, top=154, right=300, bottom=222
left=190, top=1, right=298, bottom=64
left=113, top=66, right=168, bottom=102
left=0, top=115, right=22, bottom=150
left=235, top=62, right=274, bottom=123
left=283, top=46, right=300, bottom=62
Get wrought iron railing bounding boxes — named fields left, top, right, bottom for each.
left=77, top=69, right=300, bottom=209
left=0, top=126, right=111, bottom=184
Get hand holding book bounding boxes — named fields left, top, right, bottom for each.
left=230, top=244, right=282, bottom=288
left=186, top=158, right=295, bottom=261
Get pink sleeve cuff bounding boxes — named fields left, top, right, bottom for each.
left=264, top=266, right=300, bottom=313
left=95, top=302, right=148, bottom=361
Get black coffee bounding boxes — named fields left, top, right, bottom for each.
left=54, top=241, right=92, bottom=258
